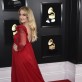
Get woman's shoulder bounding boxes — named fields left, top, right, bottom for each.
left=16, top=24, right=27, bottom=34
left=17, top=24, right=24, bottom=28
left=16, top=24, right=26, bottom=30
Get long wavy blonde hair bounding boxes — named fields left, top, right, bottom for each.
left=18, top=6, right=38, bottom=42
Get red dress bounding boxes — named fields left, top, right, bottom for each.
left=11, top=25, right=44, bottom=82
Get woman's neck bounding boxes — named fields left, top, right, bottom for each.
left=22, top=23, right=29, bottom=27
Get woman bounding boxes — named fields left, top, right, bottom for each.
left=11, top=6, right=44, bottom=82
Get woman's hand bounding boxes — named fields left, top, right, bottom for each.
left=13, top=43, right=18, bottom=51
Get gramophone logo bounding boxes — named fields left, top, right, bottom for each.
left=46, top=7, right=56, bottom=23
left=12, top=24, right=17, bottom=35
left=8, top=0, right=22, bottom=7
left=48, top=39, right=55, bottom=50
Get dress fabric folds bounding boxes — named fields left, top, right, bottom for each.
left=11, top=25, right=44, bottom=82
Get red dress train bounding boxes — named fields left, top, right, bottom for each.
left=11, top=25, right=44, bottom=82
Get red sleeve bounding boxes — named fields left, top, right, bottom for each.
left=17, top=28, right=27, bottom=51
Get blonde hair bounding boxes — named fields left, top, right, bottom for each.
left=18, top=6, right=38, bottom=42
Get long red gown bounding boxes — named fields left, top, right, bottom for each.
left=11, top=25, right=44, bottom=82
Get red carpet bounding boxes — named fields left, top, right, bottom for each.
left=51, top=79, right=71, bottom=82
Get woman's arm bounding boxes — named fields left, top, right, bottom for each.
left=18, top=28, right=27, bottom=51
left=13, top=28, right=27, bottom=51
